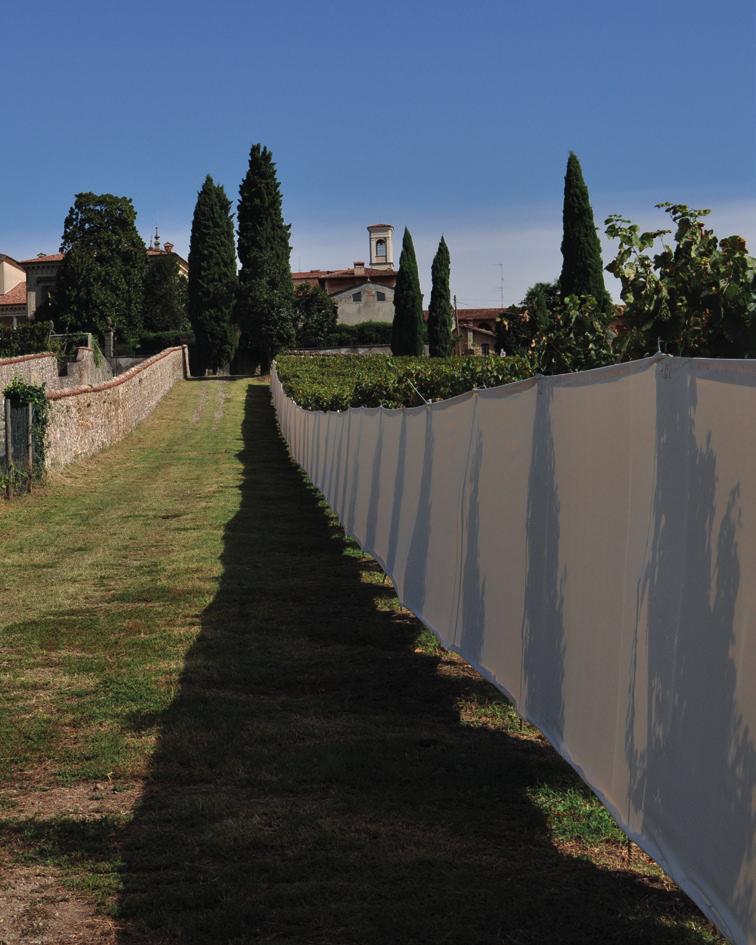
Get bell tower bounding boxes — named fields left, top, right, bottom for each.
left=367, top=224, right=394, bottom=270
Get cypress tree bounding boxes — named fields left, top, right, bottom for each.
left=560, top=152, right=613, bottom=314
left=187, top=175, right=238, bottom=375
left=427, top=236, right=454, bottom=357
left=236, top=143, right=295, bottom=371
left=391, top=228, right=424, bottom=356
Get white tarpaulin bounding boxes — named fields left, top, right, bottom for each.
left=271, top=355, right=756, bottom=945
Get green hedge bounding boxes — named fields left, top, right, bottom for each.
left=0, top=321, right=54, bottom=359
left=321, top=321, right=394, bottom=347
left=117, top=330, right=194, bottom=357
left=275, top=354, right=532, bottom=411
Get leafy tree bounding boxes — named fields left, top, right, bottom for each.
left=500, top=279, right=615, bottom=373
left=427, top=236, right=454, bottom=357
left=236, top=143, right=295, bottom=371
left=606, top=203, right=756, bottom=359
left=391, top=228, right=424, bottom=356
left=529, top=293, right=615, bottom=375
left=143, top=253, right=189, bottom=333
left=560, top=153, right=613, bottom=314
left=294, top=284, right=338, bottom=348
left=496, top=282, right=559, bottom=357
left=52, top=192, right=146, bottom=336
left=188, top=175, right=239, bottom=374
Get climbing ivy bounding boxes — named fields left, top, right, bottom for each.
left=2, top=378, right=50, bottom=486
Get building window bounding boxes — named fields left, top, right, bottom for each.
left=482, top=343, right=490, bottom=355
left=375, top=239, right=386, bottom=258
left=377, top=291, right=386, bottom=301
left=352, top=292, right=362, bottom=302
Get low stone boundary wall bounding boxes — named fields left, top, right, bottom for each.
left=45, top=346, right=189, bottom=469
left=0, top=354, right=60, bottom=462
left=62, top=346, right=113, bottom=388
left=0, top=352, right=59, bottom=391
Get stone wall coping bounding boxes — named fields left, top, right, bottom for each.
left=0, top=351, right=56, bottom=368
left=47, top=346, right=186, bottom=400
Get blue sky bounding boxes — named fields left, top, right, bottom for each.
left=3, top=0, right=755, bottom=305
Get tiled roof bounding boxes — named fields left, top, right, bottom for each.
left=292, top=267, right=395, bottom=280
left=464, top=326, right=496, bottom=338
left=0, top=281, right=27, bottom=307
left=20, top=253, right=64, bottom=264
left=457, top=308, right=511, bottom=320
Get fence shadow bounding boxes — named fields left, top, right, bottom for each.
left=115, top=385, right=718, bottom=945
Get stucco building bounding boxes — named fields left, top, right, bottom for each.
left=292, top=224, right=397, bottom=325
left=0, top=255, right=28, bottom=326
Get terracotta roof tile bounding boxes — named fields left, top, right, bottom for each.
left=0, top=281, right=27, bottom=307
left=292, top=267, right=395, bottom=279
left=457, top=308, right=511, bottom=320
left=20, top=253, right=64, bottom=264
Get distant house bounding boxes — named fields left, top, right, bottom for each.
left=0, top=232, right=187, bottom=325
left=421, top=306, right=514, bottom=356
left=0, top=255, right=28, bottom=326
left=454, top=308, right=503, bottom=355
left=292, top=224, right=397, bottom=326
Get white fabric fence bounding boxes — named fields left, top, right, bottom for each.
left=271, top=355, right=755, bottom=945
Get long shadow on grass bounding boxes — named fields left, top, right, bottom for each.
left=115, top=385, right=718, bottom=945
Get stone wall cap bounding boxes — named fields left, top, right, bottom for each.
left=47, top=346, right=185, bottom=400
left=0, top=351, right=55, bottom=368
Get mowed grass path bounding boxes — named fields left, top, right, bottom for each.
left=0, top=379, right=725, bottom=944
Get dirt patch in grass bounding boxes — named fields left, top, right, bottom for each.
left=0, top=862, right=116, bottom=945
left=1, top=782, right=141, bottom=821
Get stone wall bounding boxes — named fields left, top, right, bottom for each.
left=286, top=345, right=393, bottom=356
left=61, top=346, right=114, bottom=389
left=45, top=346, right=189, bottom=469
left=0, top=352, right=59, bottom=392
left=0, top=353, right=60, bottom=459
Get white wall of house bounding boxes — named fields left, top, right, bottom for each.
left=332, top=282, right=395, bottom=325
left=0, top=259, right=24, bottom=295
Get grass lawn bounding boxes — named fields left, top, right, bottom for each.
left=0, top=378, right=727, bottom=944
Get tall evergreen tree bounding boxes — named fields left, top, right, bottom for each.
left=391, top=228, right=424, bottom=356
left=236, top=143, right=295, bottom=371
left=560, top=153, right=613, bottom=314
left=427, top=236, right=454, bottom=357
left=143, top=252, right=189, bottom=333
left=52, top=192, right=146, bottom=336
left=187, top=175, right=238, bottom=374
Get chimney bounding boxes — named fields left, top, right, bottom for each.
left=354, top=260, right=365, bottom=276
left=164, top=242, right=174, bottom=254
